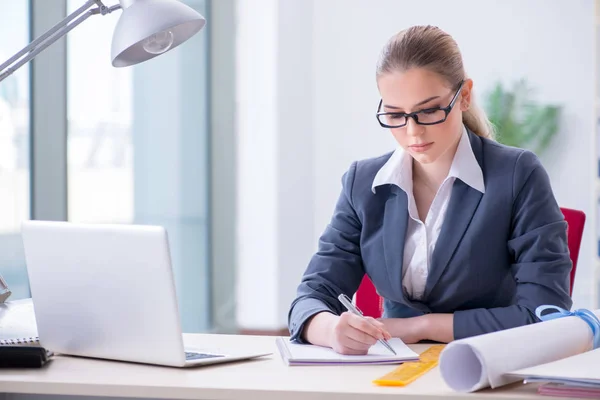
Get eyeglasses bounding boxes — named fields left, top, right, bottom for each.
left=376, top=80, right=464, bottom=128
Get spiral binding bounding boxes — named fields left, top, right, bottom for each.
left=0, top=336, right=40, bottom=346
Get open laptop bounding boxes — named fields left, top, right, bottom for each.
left=21, top=220, right=271, bottom=367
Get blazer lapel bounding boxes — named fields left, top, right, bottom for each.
left=423, top=132, right=485, bottom=299
left=382, top=186, right=409, bottom=299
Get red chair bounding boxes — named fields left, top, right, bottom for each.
left=355, top=207, right=586, bottom=318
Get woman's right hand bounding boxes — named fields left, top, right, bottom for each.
left=303, top=311, right=392, bottom=355
left=329, top=312, right=392, bottom=355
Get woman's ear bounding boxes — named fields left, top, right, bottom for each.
left=460, top=79, right=474, bottom=111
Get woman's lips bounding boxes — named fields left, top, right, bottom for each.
left=409, top=142, right=433, bottom=152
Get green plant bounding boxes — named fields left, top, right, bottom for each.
left=484, top=79, right=561, bottom=155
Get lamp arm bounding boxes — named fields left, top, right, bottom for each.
left=0, top=0, right=122, bottom=84
left=0, top=0, right=97, bottom=73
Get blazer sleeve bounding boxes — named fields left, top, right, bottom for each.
left=287, top=161, right=366, bottom=343
left=453, top=150, right=573, bottom=339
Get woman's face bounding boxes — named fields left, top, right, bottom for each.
left=377, top=68, right=472, bottom=165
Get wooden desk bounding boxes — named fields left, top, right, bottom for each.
left=0, top=334, right=561, bottom=400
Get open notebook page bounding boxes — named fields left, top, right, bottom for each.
left=276, top=337, right=419, bottom=365
left=0, top=298, right=39, bottom=345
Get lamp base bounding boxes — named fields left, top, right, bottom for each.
left=0, top=289, right=12, bottom=304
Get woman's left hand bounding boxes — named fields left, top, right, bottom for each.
left=378, top=315, right=429, bottom=343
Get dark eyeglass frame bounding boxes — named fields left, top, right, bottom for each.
left=376, top=80, right=465, bottom=128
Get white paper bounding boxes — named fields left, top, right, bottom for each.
left=0, top=298, right=38, bottom=342
left=439, top=311, right=599, bottom=392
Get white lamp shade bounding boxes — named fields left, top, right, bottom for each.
left=111, top=0, right=206, bottom=67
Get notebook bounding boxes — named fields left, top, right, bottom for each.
left=537, top=382, right=600, bottom=398
left=0, top=346, right=51, bottom=368
left=0, top=298, right=40, bottom=347
left=276, top=337, right=419, bottom=366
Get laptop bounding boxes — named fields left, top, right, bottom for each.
left=21, top=220, right=271, bottom=367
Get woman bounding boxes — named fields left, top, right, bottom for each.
left=288, top=25, right=572, bottom=355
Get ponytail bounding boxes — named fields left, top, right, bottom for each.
left=462, top=97, right=495, bottom=139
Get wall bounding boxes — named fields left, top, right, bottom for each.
left=236, top=0, right=596, bottom=330
left=235, top=0, right=316, bottom=330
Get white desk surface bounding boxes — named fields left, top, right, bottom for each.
left=0, top=334, right=563, bottom=400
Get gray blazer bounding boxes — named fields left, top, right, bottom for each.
left=288, top=130, right=572, bottom=342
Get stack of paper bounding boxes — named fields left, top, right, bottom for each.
left=438, top=310, right=599, bottom=392
left=275, top=337, right=419, bottom=366
left=510, top=348, right=600, bottom=397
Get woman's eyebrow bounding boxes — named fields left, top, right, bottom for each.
left=384, top=95, right=440, bottom=110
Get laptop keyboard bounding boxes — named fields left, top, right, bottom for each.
left=185, top=351, right=225, bottom=361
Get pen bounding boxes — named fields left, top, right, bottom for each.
left=337, top=293, right=396, bottom=355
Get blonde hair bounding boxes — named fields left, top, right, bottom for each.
left=376, top=25, right=494, bottom=140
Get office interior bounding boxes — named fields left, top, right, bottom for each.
left=0, top=0, right=597, bottom=339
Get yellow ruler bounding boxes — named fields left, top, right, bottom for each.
left=373, top=344, right=445, bottom=387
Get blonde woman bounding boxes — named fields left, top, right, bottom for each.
left=288, top=25, right=572, bottom=355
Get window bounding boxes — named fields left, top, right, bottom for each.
left=67, top=0, right=211, bottom=332
left=67, top=2, right=133, bottom=223
left=0, top=1, right=31, bottom=299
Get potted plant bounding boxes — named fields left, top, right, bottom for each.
left=484, top=79, right=561, bottom=155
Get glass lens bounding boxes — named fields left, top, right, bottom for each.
left=417, top=108, right=446, bottom=124
left=380, top=113, right=407, bottom=127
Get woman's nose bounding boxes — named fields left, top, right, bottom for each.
left=406, top=117, right=423, bottom=137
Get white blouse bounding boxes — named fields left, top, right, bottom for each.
left=371, top=125, right=485, bottom=300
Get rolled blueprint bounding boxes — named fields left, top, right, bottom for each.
left=438, top=311, right=599, bottom=392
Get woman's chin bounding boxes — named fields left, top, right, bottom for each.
left=410, top=151, right=438, bottom=165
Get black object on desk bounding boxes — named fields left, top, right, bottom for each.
left=0, top=346, right=53, bottom=368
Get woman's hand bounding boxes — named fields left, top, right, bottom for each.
left=379, top=316, right=429, bottom=344
left=329, top=312, right=392, bottom=355
left=302, top=311, right=392, bottom=355
left=378, top=314, right=454, bottom=343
